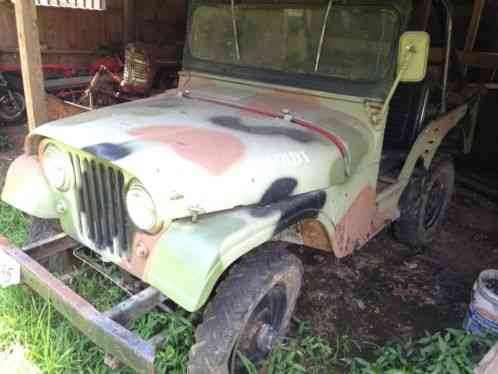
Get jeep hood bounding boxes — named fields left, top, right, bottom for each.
left=31, top=88, right=369, bottom=220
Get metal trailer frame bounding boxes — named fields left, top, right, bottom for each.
left=0, top=234, right=168, bottom=374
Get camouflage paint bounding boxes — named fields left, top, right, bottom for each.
left=1, top=66, right=470, bottom=311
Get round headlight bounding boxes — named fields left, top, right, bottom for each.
left=41, top=144, right=72, bottom=191
left=126, top=181, right=160, bottom=233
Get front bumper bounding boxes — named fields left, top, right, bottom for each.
left=0, top=236, right=159, bottom=373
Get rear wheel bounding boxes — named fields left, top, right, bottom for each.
left=188, top=243, right=303, bottom=374
left=394, top=158, right=455, bottom=248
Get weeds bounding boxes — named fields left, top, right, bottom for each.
left=0, top=201, right=31, bottom=246
left=0, top=136, right=13, bottom=153
left=350, top=329, right=495, bottom=374
left=262, top=321, right=357, bottom=373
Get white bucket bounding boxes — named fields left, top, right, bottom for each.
left=464, top=270, right=498, bottom=336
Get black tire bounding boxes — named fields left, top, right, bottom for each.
left=188, top=242, right=303, bottom=374
left=393, top=158, right=455, bottom=248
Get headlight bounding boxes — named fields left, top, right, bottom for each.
left=41, top=143, right=72, bottom=191
left=126, top=181, right=161, bottom=233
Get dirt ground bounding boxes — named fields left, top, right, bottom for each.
left=292, top=183, right=498, bottom=359
left=1, top=123, right=498, bottom=366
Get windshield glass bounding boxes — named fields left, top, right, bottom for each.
left=189, top=1, right=401, bottom=82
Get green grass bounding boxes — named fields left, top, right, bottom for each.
left=0, top=201, right=31, bottom=246
left=0, top=202, right=493, bottom=373
left=349, top=329, right=495, bottom=374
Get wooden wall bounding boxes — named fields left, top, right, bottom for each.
left=0, top=0, right=123, bottom=66
left=135, top=0, right=186, bottom=47
left=0, top=0, right=187, bottom=68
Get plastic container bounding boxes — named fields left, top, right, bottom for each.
left=464, top=270, right=498, bottom=336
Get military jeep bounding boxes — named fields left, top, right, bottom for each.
left=0, top=0, right=481, bottom=373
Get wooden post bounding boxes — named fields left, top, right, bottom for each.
left=14, top=0, right=48, bottom=130
left=463, top=0, right=486, bottom=75
left=464, top=0, right=486, bottom=53
left=123, top=0, right=136, bottom=45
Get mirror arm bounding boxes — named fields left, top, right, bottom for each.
left=230, top=0, right=241, bottom=61
left=314, top=0, right=334, bottom=72
left=378, top=45, right=416, bottom=121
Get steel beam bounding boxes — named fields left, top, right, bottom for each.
left=0, top=240, right=157, bottom=373
left=104, top=287, right=167, bottom=326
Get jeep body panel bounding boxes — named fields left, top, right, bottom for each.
left=24, top=76, right=375, bottom=222
left=3, top=74, right=382, bottom=311
left=2, top=0, right=479, bottom=314
left=2, top=155, right=58, bottom=219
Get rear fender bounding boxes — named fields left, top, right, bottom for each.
left=143, top=191, right=329, bottom=312
left=399, top=104, right=468, bottom=182
left=1, top=155, right=58, bottom=219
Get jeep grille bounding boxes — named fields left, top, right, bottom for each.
left=70, top=153, right=132, bottom=257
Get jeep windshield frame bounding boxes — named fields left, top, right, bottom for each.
left=183, top=0, right=412, bottom=99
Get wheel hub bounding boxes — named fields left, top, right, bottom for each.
left=255, top=323, right=278, bottom=353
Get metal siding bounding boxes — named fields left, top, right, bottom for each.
left=33, top=0, right=106, bottom=10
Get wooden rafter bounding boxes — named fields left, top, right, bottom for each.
left=431, top=48, right=498, bottom=70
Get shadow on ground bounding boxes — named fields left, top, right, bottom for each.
left=292, top=187, right=498, bottom=359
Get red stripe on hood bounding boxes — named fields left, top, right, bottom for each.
left=182, top=92, right=348, bottom=159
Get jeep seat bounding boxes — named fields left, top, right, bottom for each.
left=383, top=81, right=431, bottom=151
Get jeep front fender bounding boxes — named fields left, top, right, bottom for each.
left=1, top=155, right=58, bottom=219
left=143, top=191, right=328, bottom=312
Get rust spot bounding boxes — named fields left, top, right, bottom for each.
left=118, top=231, right=162, bottom=279
left=129, top=126, right=245, bottom=175
left=331, top=187, right=377, bottom=258
left=300, top=220, right=333, bottom=252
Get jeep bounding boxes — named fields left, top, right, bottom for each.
left=1, top=0, right=481, bottom=372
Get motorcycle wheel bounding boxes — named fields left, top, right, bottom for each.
left=0, top=91, right=26, bottom=124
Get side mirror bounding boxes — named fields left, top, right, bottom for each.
left=398, top=31, right=430, bottom=83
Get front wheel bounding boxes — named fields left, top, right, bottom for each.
left=188, top=243, right=303, bottom=374
left=393, top=158, right=455, bottom=248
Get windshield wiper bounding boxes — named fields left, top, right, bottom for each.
left=314, top=0, right=334, bottom=72
left=230, top=0, right=241, bottom=61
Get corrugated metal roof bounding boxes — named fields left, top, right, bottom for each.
left=34, top=0, right=106, bottom=10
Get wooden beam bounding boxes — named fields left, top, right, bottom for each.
left=430, top=48, right=498, bottom=70
left=14, top=0, right=48, bottom=130
left=123, top=0, right=135, bottom=45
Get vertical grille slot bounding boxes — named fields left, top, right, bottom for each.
left=73, top=154, right=132, bottom=257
